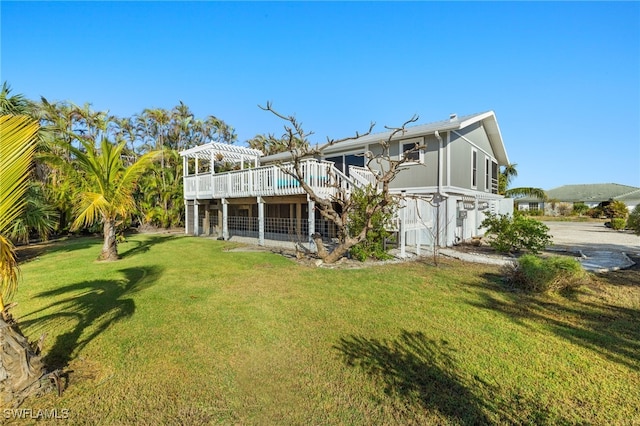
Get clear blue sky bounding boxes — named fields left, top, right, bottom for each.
left=2, top=1, right=639, bottom=190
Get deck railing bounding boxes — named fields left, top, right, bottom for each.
left=349, top=165, right=378, bottom=188
left=184, top=159, right=368, bottom=200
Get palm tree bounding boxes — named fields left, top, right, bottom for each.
left=0, top=114, right=59, bottom=406
left=0, top=82, right=34, bottom=115
left=65, top=137, right=159, bottom=260
left=171, top=101, right=193, bottom=152
left=0, top=115, right=38, bottom=310
left=1, top=85, right=60, bottom=241
left=204, top=115, right=237, bottom=144
left=499, top=163, right=546, bottom=199
left=7, top=182, right=58, bottom=244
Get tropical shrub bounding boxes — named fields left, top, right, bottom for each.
left=610, top=218, right=626, bottom=230
left=587, top=206, right=604, bottom=218
left=504, top=254, right=589, bottom=293
left=627, top=205, right=640, bottom=235
left=572, top=202, right=589, bottom=216
left=480, top=212, right=552, bottom=254
left=605, top=200, right=628, bottom=219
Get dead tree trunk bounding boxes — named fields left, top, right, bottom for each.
left=260, top=102, right=421, bottom=264
left=0, top=308, right=58, bottom=408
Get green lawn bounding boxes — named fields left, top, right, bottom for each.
left=10, top=234, right=640, bottom=425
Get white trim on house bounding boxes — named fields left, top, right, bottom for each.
left=446, top=130, right=451, bottom=189
left=471, top=147, right=478, bottom=189
left=400, top=136, right=425, bottom=164
left=451, top=130, right=499, bottom=165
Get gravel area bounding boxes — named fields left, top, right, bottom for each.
left=543, top=221, right=640, bottom=256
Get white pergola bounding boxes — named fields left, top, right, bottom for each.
left=180, top=141, right=263, bottom=175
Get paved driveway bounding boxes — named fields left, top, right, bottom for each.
left=543, top=221, right=640, bottom=256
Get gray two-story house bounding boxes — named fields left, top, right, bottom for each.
left=180, top=111, right=513, bottom=254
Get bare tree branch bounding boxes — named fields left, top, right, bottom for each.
left=260, top=103, right=425, bottom=263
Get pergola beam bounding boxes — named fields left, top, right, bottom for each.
left=180, top=141, right=263, bottom=163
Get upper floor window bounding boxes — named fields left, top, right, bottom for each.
left=485, top=158, right=490, bottom=192
left=491, top=161, right=498, bottom=194
left=471, top=149, right=478, bottom=188
left=401, top=137, right=424, bottom=163
left=324, top=152, right=364, bottom=176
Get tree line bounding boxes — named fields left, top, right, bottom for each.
left=1, top=82, right=237, bottom=247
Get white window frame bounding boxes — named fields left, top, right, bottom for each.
left=485, top=157, right=490, bottom=192
left=323, top=150, right=366, bottom=175
left=400, top=137, right=425, bottom=164
left=471, top=148, right=478, bottom=189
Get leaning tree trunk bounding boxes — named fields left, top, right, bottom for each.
left=0, top=308, right=58, bottom=408
left=312, top=234, right=357, bottom=264
left=99, top=219, right=119, bottom=261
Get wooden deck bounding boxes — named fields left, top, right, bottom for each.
left=183, top=159, right=369, bottom=200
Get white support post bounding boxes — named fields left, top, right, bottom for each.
left=194, top=202, right=200, bottom=236
left=399, top=198, right=406, bottom=258
left=222, top=198, right=229, bottom=240
left=210, top=150, right=215, bottom=198
left=195, top=157, right=199, bottom=197
left=308, top=196, right=315, bottom=251
left=184, top=200, right=190, bottom=235
left=257, top=197, right=265, bottom=246
left=415, top=198, right=421, bottom=256
left=446, top=197, right=457, bottom=246
left=415, top=219, right=421, bottom=256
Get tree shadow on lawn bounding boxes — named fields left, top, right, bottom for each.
left=471, top=271, right=640, bottom=372
left=334, top=330, right=554, bottom=424
left=18, top=266, right=164, bottom=370
left=16, top=236, right=102, bottom=263
left=17, top=234, right=178, bottom=263
left=117, top=235, right=177, bottom=259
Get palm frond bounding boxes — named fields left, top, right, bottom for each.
left=0, top=115, right=38, bottom=308
left=0, top=235, right=19, bottom=304
left=8, top=182, right=58, bottom=243
left=0, top=115, right=39, bottom=232
left=505, top=187, right=547, bottom=200
left=71, top=192, right=110, bottom=231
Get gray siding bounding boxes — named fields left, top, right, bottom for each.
left=309, top=120, right=499, bottom=193
left=455, top=122, right=492, bottom=154
left=449, top=123, right=497, bottom=192
left=389, top=135, right=439, bottom=189
left=449, top=132, right=472, bottom=189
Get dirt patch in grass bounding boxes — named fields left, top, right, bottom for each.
left=15, top=240, right=67, bottom=262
